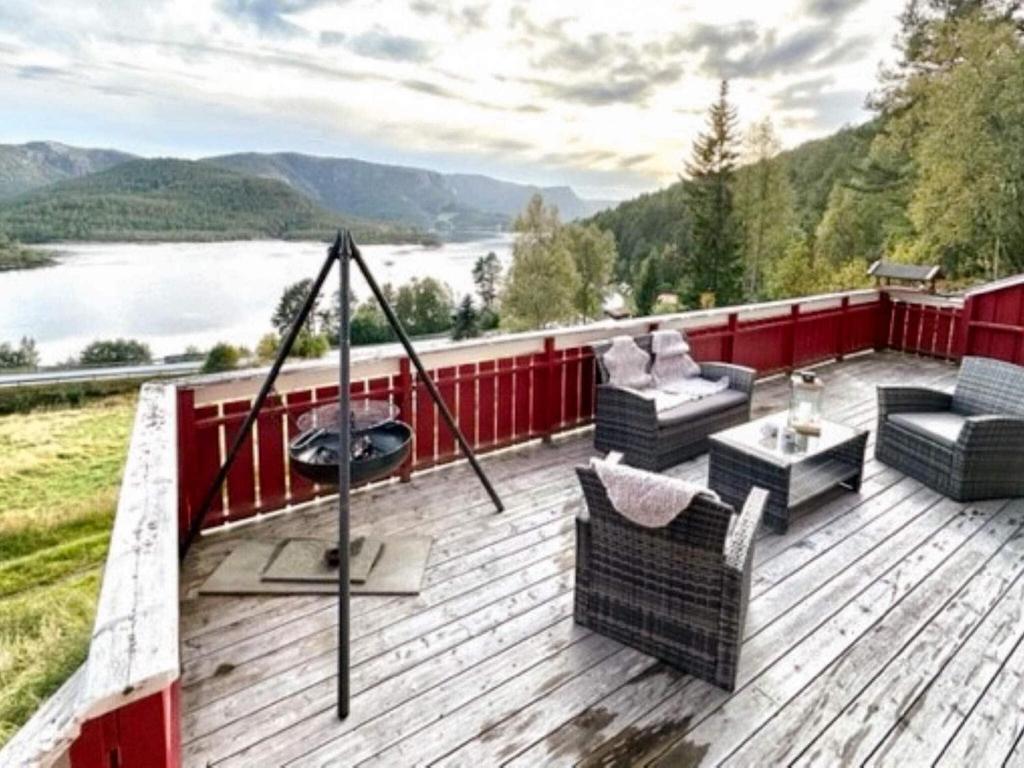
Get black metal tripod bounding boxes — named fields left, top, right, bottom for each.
left=178, top=230, right=503, bottom=719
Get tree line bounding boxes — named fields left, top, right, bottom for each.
left=589, top=0, right=1024, bottom=309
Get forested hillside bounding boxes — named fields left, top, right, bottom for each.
left=589, top=120, right=881, bottom=296
left=0, top=142, right=135, bottom=200
left=205, top=152, right=610, bottom=235
left=589, top=1, right=1024, bottom=306
left=0, top=158, right=421, bottom=244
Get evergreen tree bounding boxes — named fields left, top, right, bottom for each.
left=451, top=295, right=481, bottom=340
left=501, top=195, right=579, bottom=330
left=472, top=252, right=502, bottom=311
left=272, top=279, right=320, bottom=336
left=684, top=80, right=743, bottom=306
left=633, top=254, right=660, bottom=316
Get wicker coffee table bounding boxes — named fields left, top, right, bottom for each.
left=708, top=412, right=868, bottom=534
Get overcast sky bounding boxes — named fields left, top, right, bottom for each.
left=0, top=0, right=901, bottom=199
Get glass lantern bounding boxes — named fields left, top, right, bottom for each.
left=788, top=370, right=824, bottom=436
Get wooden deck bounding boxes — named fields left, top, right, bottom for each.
left=178, top=351, right=1024, bottom=767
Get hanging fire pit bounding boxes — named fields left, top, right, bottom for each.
left=289, top=400, right=412, bottom=486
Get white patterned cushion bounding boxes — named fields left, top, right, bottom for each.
left=603, top=336, right=652, bottom=390
left=651, top=330, right=700, bottom=386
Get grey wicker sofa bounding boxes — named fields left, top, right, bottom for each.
left=574, top=466, right=768, bottom=691
left=592, top=334, right=755, bottom=470
left=876, top=355, right=1024, bottom=501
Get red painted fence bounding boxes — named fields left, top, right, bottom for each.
left=175, top=290, right=890, bottom=534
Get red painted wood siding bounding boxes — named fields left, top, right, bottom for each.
left=69, top=682, right=180, bottom=768
left=178, top=291, right=1016, bottom=532
left=174, top=300, right=889, bottom=532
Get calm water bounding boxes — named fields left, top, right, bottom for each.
left=0, top=237, right=513, bottom=364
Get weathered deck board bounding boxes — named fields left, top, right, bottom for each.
left=177, top=352, right=1024, bottom=767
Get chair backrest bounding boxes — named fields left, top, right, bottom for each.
left=952, top=356, right=1024, bottom=417
left=593, top=332, right=692, bottom=385
left=575, top=465, right=733, bottom=554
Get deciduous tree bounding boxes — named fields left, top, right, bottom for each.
left=501, top=195, right=578, bottom=330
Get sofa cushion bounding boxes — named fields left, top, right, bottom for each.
left=603, top=336, right=653, bottom=390
left=888, top=412, right=967, bottom=446
left=657, top=389, right=748, bottom=425
left=651, top=330, right=701, bottom=386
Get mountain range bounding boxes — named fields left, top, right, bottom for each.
left=0, top=141, right=613, bottom=241
left=0, top=158, right=420, bottom=244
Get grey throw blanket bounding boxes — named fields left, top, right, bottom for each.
left=590, top=454, right=719, bottom=528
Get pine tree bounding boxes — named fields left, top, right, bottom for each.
left=684, top=80, right=742, bottom=306
left=633, top=253, right=660, bottom=316
left=471, top=252, right=502, bottom=311
left=451, top=295, right=481, bottom=340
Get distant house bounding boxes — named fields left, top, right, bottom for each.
left=656, top=292, right=680, bottom=309
left=868, top=260, right=944, bottom=293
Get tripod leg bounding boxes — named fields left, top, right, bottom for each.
left=179, top=235, right=342, bottom=560
left=337, top=233, right=351, bottom=720
left=345, top=233, right=504, bottom=513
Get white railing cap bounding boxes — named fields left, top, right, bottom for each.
left=179, top=288, right=883, bottom=405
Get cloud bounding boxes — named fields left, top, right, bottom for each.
left=522, top=62, right=682, bottom=106
left=319, top=30, right=345, bottom=46
left=803, top=0, right=870, bottom=20
left=219, top=0, right=331, bottom=37
left=773, top=76, right=866, bottom=130
left=347, top=28, right=434, bottom=62
left=510, top=8, right=685, bottom=105
left=16, top=64, right=71, bottom=80
left=408, top=0, right=488, bottom=33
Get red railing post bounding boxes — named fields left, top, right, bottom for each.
left=70, top=683, right=180, bottom=768
left=953, top=295, right=975, bottom=360
left=174, top=387, right=196, bottom=541
left=836, top=295, right=850, bottom=362
left=875, top=290, right=893, bottom=351
left=542, top=336, right=558, bottom=443
left=723, top=312, right=739, bottom=363
left=397, top=357, right=413, bottom=481
left=786, top=303, right=800, bottom=371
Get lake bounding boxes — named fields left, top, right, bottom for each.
left=0, top=237, right=513, bottom=365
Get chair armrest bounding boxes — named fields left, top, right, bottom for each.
left=877, top=386, right=952, bottom=417
left=957, top=415, right=1024, bottom=451
left=724, top=487, right=768, bottom=572
left=700, top=362, right=756, bottom=396
left=595, top=383, right=657, bottom=421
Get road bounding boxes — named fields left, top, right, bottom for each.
left=0, top=361, right=203, bottom=388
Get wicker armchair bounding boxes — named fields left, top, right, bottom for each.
left=876, top=356, right=1024, bottom=501
left=592, top=334, right=755, bottom=470
left=574, top=465, right=768, bottom=691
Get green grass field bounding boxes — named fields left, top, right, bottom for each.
left=0, top=393, right=136, bottom=747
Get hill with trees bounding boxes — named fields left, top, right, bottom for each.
left=589, top=0, right=1024, bottom=306
left=0, top=158, right=421, bottom=244
left=204, top=152, right=612, bottom=236
left=0, top=141, right=136, bottom=200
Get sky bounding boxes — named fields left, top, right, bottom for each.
left=0, top=0, right=902, bottom=200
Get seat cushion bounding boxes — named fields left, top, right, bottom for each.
left=656, top=389, right=748, bottom=425
left=888, top=412, right=967, bottom=447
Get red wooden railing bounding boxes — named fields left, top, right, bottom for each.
left=174, top=290, right=888, bottom=535
left=885, top=290, right=964, bottom=360
left=959, top=276, right=1024, bottom=365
